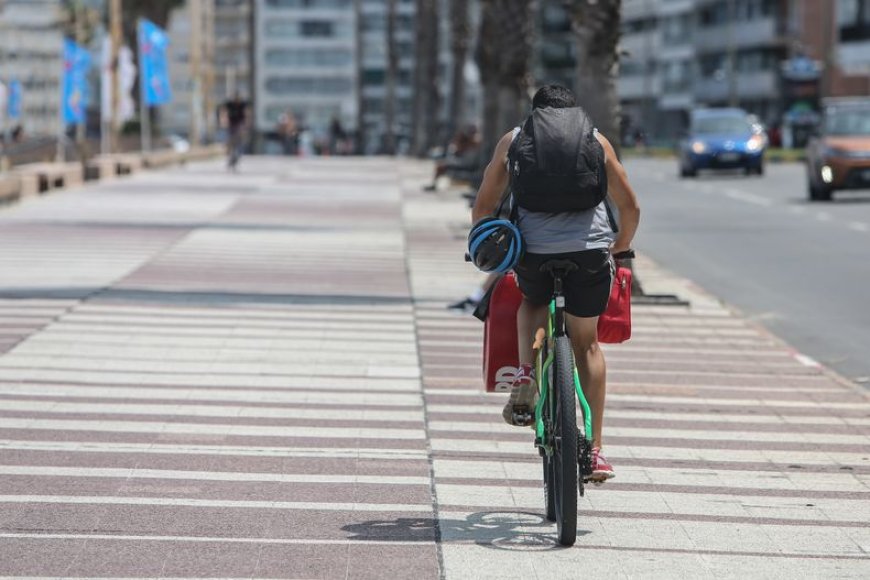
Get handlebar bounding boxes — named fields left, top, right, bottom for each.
left=612, top=249, right=635, bottom=260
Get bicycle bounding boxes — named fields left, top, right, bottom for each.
left=511, top=250, right=633, bottom=546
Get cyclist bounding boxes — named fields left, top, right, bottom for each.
left=220, top=92, right=250, bottom=171
left=471, top=84, right=641, bottom=482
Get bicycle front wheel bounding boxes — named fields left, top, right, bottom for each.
left=553, top=336, right=578, bottom=546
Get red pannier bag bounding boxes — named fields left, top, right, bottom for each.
left=482, top=267, right=632, bottom=392
left=597, top=265, right=632, bottom=344
left=483, top=273, right=523, bottom=392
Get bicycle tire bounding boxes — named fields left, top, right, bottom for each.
left=540, top=340, right=557, bottom=522
left=553, top=336, right=578, bottom=546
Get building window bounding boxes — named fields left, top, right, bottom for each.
left=265, top=76, right=353, bottom=95
left=265, top=19, right=351, bottom=38
left=265, top=48, right=352, bottom=67
left=362, top=14, right=385, bottom=31
left=301, top=20, right=333, bottom=36
left=266, top=0, right=352, bottom=8
left=362, top=69, right=386, bottom=84
left=542, top=5, right=571, bottom=33
left=839, top=0, right=870, bottom=42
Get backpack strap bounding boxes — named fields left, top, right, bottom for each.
left=603, top=196, right=619, bottom=234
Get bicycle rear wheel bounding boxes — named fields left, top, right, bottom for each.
left=553, top=336, right=578, bottom=546
left=540, top=340, right=557, bottom=522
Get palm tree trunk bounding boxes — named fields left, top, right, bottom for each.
left=412, top=0, right=440, bottom=157
left=475, top=0, right=500, bottom=157
left=446, top=0, right=470, bottom=142
left=567, top=0, right=623, bottom=155
left=567, top=0, right=645, bottom=294
left=475, top=0, right=536, bottom=156
left=493, top=0, right=537, bottom=133
left=383, top=0, right=398, bottom=154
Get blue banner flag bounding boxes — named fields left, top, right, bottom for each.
left=62, top=39, right=92, bottom=124
left=7, top=80, right=22, bottom=121
left=138, top=19, right=172, bottom=106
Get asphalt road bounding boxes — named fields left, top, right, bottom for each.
left=627, top=157, right=870, bottom=384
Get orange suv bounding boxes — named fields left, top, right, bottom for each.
left=806, top=98, right=870, bottom=202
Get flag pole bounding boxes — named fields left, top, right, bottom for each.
left=57, top=40, right=66, bottom=163
left=109, top=0, right=121, bottom=153
left=137, top=19, right=150, bottom=152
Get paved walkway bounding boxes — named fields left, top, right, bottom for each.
left=0, top=157, right=868, bottom=579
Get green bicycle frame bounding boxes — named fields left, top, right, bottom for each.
left=534, top=300, right=593, bottom=448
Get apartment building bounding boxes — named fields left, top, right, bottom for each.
left=165, top=0, right=254, bottom=139
left=251, top=0, right=358, bottom=148
left=0, top=0, right=65, bottom=137
left=358, top=0, right=416, bottom=154
left=619, top=0, right=870, bottom=141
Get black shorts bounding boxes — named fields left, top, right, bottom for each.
left=514, top=249, right=613, bottom=318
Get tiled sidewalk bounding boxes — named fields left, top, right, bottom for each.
left=0, top=157, right=866, bottom=579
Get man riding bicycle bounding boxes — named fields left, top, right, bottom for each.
left=471, top=84, right=641, bottom=483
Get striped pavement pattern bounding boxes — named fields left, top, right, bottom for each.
left=0, top=159, right=438, bottom=578
left=0, top=157, right=866, bottom=578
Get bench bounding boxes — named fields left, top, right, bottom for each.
left=87, top=153, right=144, bottom=179
left=12, top=162, right=84, bottom=197
left=142, top=149, right=184, bottom=169
left=184, top=144, right=225, bottom=162
left=0, top=174, right=21, bottom=204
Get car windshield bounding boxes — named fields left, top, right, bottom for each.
left=825, top=108, right=870, bottom=136
left=693, top=116, right=752, bottom=135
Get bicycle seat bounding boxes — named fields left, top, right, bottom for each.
left=539, top=259, right=578, bottom=276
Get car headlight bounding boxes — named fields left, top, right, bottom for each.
left=746, top=135, right=764, bottom=152
left=691, top=141, right=707, bottom=154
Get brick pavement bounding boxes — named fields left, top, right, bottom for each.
left=0, top=157, right=867, bottom=579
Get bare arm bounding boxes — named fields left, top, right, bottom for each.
left=471, top=131, right=515, bottom=223
left=596, top=133, right=641, bottom=253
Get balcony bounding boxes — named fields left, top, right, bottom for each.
left=618, top=75, right=661, bottom=100
left=694, top=70, right=778, bottom=102
left=695, top=17, right=780, bottom=52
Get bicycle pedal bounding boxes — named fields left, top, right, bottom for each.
left=511, top=410, right=534, bottom=426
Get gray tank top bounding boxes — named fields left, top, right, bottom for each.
left=509, top=127, right=615, bottom=254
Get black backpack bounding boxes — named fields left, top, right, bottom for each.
left=507, top=107, right=608, bottom=213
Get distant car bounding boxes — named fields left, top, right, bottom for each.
left=806, top=98, right=870, bottom=202
left=679, top=108, right=766, bottom=178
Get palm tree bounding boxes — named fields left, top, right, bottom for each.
left=383, top=0, right=398, bottom=154
left=565, top=0, right=645, bottom=294
left=475, top=0, right=537, bottom=155
left=446, top=0, right=470, bottom=142
left=411, top=0, right=440, bottom=157
left=563, top=0, right=623, bottom=155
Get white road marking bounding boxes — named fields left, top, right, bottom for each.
left=0, top=418, right=427, bottom=440
left=0, top=439, right=428, bottom=459
left=793, top=353, right=822, bottom=368
left=817, top=211, right=832, bottom=222
left=0, top=495, right=433, bottom=512
left=0, top=400, right=424, bottom=422
left=0, top=465, right=430, bottom=485
left=0, top=533, right=430, bottom=546
left=848, top=222, right=869, bottom=232
left=724, top=189, right=773, bottom=207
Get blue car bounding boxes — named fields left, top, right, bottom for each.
left=679, top=109, right=766, bottom=178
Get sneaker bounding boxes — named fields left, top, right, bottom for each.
left=446, top=297, right=477, bottom=312
left=588, top=447, right=615, bottom=483
left=502, top=374, right=537, bottom=427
